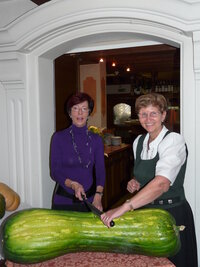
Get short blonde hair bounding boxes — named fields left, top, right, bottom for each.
left=135, top=93, right=168, bottom=114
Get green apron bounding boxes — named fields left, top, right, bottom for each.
left=134, top=131, right=186, bottom=208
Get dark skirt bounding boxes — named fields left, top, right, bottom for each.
left=166, top=200, right=198, bottom=267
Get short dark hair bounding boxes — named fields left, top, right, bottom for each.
left=64, top=92, right=94, bottom=116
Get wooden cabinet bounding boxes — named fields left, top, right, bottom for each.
left=102, top=144, right=133, bottom=210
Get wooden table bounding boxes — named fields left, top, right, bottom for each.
left=6, top=252, right=175, bottom=267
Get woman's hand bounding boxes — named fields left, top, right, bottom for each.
left=92, top=193, right=103, bottom=211
left=127, top=178, right=140, bottom=193
left=101, top=202, right=130, bottom=228
left=71, top=181, right=86, bottom=201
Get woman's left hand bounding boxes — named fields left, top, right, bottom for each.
left=92, top=194, right=103, bottom=211
left=127, top=178, right=140, bottom=193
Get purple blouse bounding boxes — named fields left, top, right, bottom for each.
left=50, top=124, right=106, bottom=205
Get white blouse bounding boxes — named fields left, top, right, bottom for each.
left=133, top=126, right=186, bottom=185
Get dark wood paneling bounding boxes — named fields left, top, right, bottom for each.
left=55, top=55, right=78, bottom=131
left=102, top=144, right=133, bottom=210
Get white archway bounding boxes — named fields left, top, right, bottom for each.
left=0, top=1, right=199, bottom=258
left=32, top=20, right=194, bottom=209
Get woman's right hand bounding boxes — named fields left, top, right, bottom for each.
left=71, top=181, right=86, bottom=200
left=127, top=178, right=140, bottom=193
left=101, top=201, right=131, bottom=228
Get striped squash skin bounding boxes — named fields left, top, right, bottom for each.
left=1, top=208, right=181, bottom=264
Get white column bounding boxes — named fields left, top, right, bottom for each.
left=0, top=52, right=31, bottom=205
left=0, top=52, right=55, bottom=208
left=193, top=30, right=200, bottom=263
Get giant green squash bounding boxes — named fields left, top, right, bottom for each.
left=1, top=208, right=184, bottom=264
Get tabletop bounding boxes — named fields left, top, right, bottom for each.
left=6, top=252, right=175, bottom=267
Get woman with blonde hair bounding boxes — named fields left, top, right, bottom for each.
left=101, top=93, right=197, bottom=267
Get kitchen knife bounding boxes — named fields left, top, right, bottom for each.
left=82, top=194, right=115, bottom=227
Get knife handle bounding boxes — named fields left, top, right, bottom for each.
left=110, top=220, right=115, bottom=227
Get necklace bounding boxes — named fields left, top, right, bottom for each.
left=70, top=126, right=92, bottom=168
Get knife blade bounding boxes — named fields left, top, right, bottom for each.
left=82, top=194, right=115, bottom=227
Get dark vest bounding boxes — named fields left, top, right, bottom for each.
left=134, top=131, right=187, bottom=207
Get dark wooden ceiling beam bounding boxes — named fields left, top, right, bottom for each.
left=31, top=0, right=51, bottom=5
left=76, top=45, right=180, bottom=75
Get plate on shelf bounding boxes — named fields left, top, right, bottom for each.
left=113, top=103, right=131, bottom=124
left=134, top=87, right=141, bottom=95
left=124, top=119, right=140, bottom=125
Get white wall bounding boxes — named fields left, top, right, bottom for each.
left=38, top=57, right=55, bottom=207
left=0, top=82, right=9, bottom=182
left=0, top=0, right=200, bottom=262
left=0, top=0, right=36, bottom=28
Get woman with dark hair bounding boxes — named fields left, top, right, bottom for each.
left=50, top=92, right=105, bottom=212
left=101, top=93, right=198, bottom=267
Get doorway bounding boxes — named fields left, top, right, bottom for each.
left=54, top=43, right=180, bottom=143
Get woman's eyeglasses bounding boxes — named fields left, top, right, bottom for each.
left=71, top=106, right=89, bottom=113
left=138, top=111, right=161, bottom=119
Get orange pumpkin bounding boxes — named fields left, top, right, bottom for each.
left=0, top=182, right=20, bottom=211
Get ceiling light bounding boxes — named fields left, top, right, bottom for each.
left=99, top=58, right=104, bottom=62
